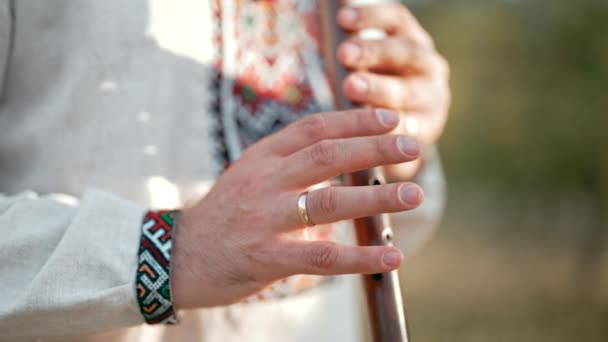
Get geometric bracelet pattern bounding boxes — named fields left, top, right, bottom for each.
left=135, top=210, right=179, bottom=324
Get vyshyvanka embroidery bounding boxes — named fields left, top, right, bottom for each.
left=135, top=210, right=179, bottom=324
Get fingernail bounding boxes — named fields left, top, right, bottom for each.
left=338, top=7, right=359, bottom=26
left=399, top=184, right=422, bottom=205
left=376, top=109, right=399, bottom=127
left=349, top=75, right=369, bottom=95
left=339, top=42, right=361, bottom=63
left=382, top=250, right=403, bottom=268
left=397, top=136, right=419, bottom=156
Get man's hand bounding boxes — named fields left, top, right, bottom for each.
left=336, top=3, right=450, bottom=179
left=171, top=108, right=424, bottom=309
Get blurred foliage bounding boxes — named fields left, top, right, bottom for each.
left=411, top=1, right=608, bottom=196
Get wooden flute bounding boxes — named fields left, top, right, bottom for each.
left=319, top=2, right=411, bottom=341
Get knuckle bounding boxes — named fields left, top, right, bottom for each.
left=350, top=139, right=375, bottom=168
left=366, top=41, right=383, bottom=65
left=354, top=108, right=375, bottom=131
left=419, top=29, right=436, bottom=48
left=434, top=82, right=451, bottom=108
left=397, top=4, right=414, bottom=24
left=437, top=55, right=451, bottom=78
left=307, top=243, right=339, bottom=270
left=397, top=81, right=415, bottom=109
left=297, top=115, right=328, bottom=142
left=373, top=184, right=402, bottom=212
left=408, top=82, right=429, bottom=109
left=309, top=187, right=338, bottom=218
left=235, top=174, right=259, bottom=198
left=373, top=136, right=389, bottom=161
left=409, top=44, right=426, bottom=66
left=234, top=168, right=273, bottom=197
left=425, top=52, right=448, bottom=76
left=410, top=83, right=424, bottom=106
left=369, top=184, right=395, bottom=212
left=384, top=40, right=404, bottom=67
left=307, top=139, right=337, bottom=167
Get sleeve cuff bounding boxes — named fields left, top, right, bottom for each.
left=391, top=145, right=447, bottom=256
left=135, top=210, right=179, bottom=324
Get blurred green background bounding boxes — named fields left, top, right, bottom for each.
left=400, top=1, right=608, bottom=341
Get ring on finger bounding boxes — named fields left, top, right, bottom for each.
left=297, top=191, right=316, bottom=227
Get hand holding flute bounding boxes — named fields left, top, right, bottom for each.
left=319, top=1, right=451, bottom=341
left=172, top=0, right=451, bottom=315
left=332, top=2, right=450, bottom=181
left=173, top=0, right=449, bottom=336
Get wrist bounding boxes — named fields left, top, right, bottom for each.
left=170, top=208, right=197, bottom=310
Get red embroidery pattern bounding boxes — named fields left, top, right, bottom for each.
left=214, top=0, right=329, bottom=153
left=136, top=210, right=178, bottom=324
left=232, top=1, right=315, bottom=112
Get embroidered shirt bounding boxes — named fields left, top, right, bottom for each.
left=0, top=0, right=446, bottom=340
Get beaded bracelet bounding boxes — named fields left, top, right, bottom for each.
left=135, top=210, right=179, bottom=324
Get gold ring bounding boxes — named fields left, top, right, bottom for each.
left=297, top=191, right=315, bottom=227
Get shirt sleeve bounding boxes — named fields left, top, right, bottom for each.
left=391, top=146, right=447, bottom=256
left=0, top=190, right=147, bottom=338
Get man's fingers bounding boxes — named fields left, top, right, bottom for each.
left=342, top=72, right=443, bottom=112
left=280, top=135, right=420, bottom=188
left=277, top=182, right=423, bottom=231
left=254, top=108, right=400, bottom=157
left=337, top=37, right=448, bottom=76
left=337, top=3, right=433, bottom=46
left=278, top=241, right=403, bottom=276
left=304, top=183, right=423, bottom=225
